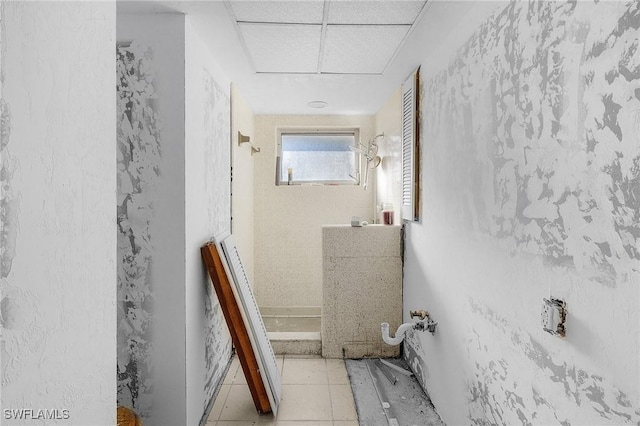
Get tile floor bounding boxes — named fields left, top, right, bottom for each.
left=206, top=355, right=359, bottom=426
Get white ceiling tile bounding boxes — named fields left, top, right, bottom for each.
left=239, top=23, right=322, bottom=73
left=327, top=1, right=426, bottom=25
left=229, top=0, right=325, bottom=24
left=321, top=25, right=410, bottom=74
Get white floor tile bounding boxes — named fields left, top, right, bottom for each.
left=282, top=358, right=328, bottom=385
left=326, top=359, right=350, bottom=385
left=208, top=384, right=231, bottom=423
left=216, top=355, right=358, bottom=424
left=233, top=364, right=249, bottom=385
left=223, top=357, right=240, bottom=385
left=218, top=384, right=275, bottom=422
left=329, top=384, right=357, bottom=421
left=276, top=355, right=285, bottom=375
left=277, top=384, right=333, bottom=421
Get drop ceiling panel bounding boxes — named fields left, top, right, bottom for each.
left=229, top=1, right=325, bottom=24
left=327, top=1, right=426, bottom=25
left=121, top=0, right=506, bottom=114
left=239, top=23, right=322, bottom=73
left=322, top=25, right=410, bottom=74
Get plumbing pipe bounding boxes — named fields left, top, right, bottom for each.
left=381, top=322, right=415, bottom=346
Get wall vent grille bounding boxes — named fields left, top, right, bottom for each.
left=401, top=68, right=420, bottom=221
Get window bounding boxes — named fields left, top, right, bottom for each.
left=276, top=129, right=360, bottom=185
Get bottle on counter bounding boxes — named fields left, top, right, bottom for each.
left=382, top=203, right=394, bottom=225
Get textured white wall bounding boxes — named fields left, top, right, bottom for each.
left=184, top=18, right=233, bottom=425
left=253, top=115, right=375, bottom=308
left=117, top=14, right=233, bottom=426
left=231, top=85, right=256, bottom=287
left=389, top=1, right=640, bottom=424
left=1, top=2, right=116, bottom=424
left=117, top=14, right=187, bottom=425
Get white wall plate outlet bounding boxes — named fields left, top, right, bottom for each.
left=541, top=298, right=567, bottom=337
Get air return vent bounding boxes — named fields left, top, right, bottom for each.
left=401, top=68, right=420, bottom=221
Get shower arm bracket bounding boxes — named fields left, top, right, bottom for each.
left=238, top=131, right=260, bottom=155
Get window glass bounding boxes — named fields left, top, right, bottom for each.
left=277, top=131, right=359, bottom=185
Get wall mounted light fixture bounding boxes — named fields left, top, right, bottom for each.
left=238, top=131, right=260, bottom=155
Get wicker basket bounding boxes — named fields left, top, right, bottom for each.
left=117, top=406, right=142, bottom=426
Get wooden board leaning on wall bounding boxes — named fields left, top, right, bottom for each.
left=201, top=242, right=271, bottom=414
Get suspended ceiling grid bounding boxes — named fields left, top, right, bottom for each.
left=227, top=0, right=429, bottom=75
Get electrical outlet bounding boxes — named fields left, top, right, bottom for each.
left=541, top=298, right=566, bottom=337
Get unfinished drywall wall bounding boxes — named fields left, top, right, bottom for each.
left=253, top=115, right=375, bottom=308
left=398, top=1, right=640, bottom=424
left=184, top=18, right=233, bottom=425
left=117, top=14, right=232, bottom=425
left=116, top=40, right=165, bottom=419
left=117, top=15, right=186, bottom=424
left=1, top=2, right=116, bottom=424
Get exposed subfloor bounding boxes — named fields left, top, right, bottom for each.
left=346, top=358, right=444, bottom=426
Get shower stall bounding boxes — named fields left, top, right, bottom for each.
left=260, top=306, right=321, bottom=355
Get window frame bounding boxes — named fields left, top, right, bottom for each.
left=275, top=128, right=361, bottom=186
